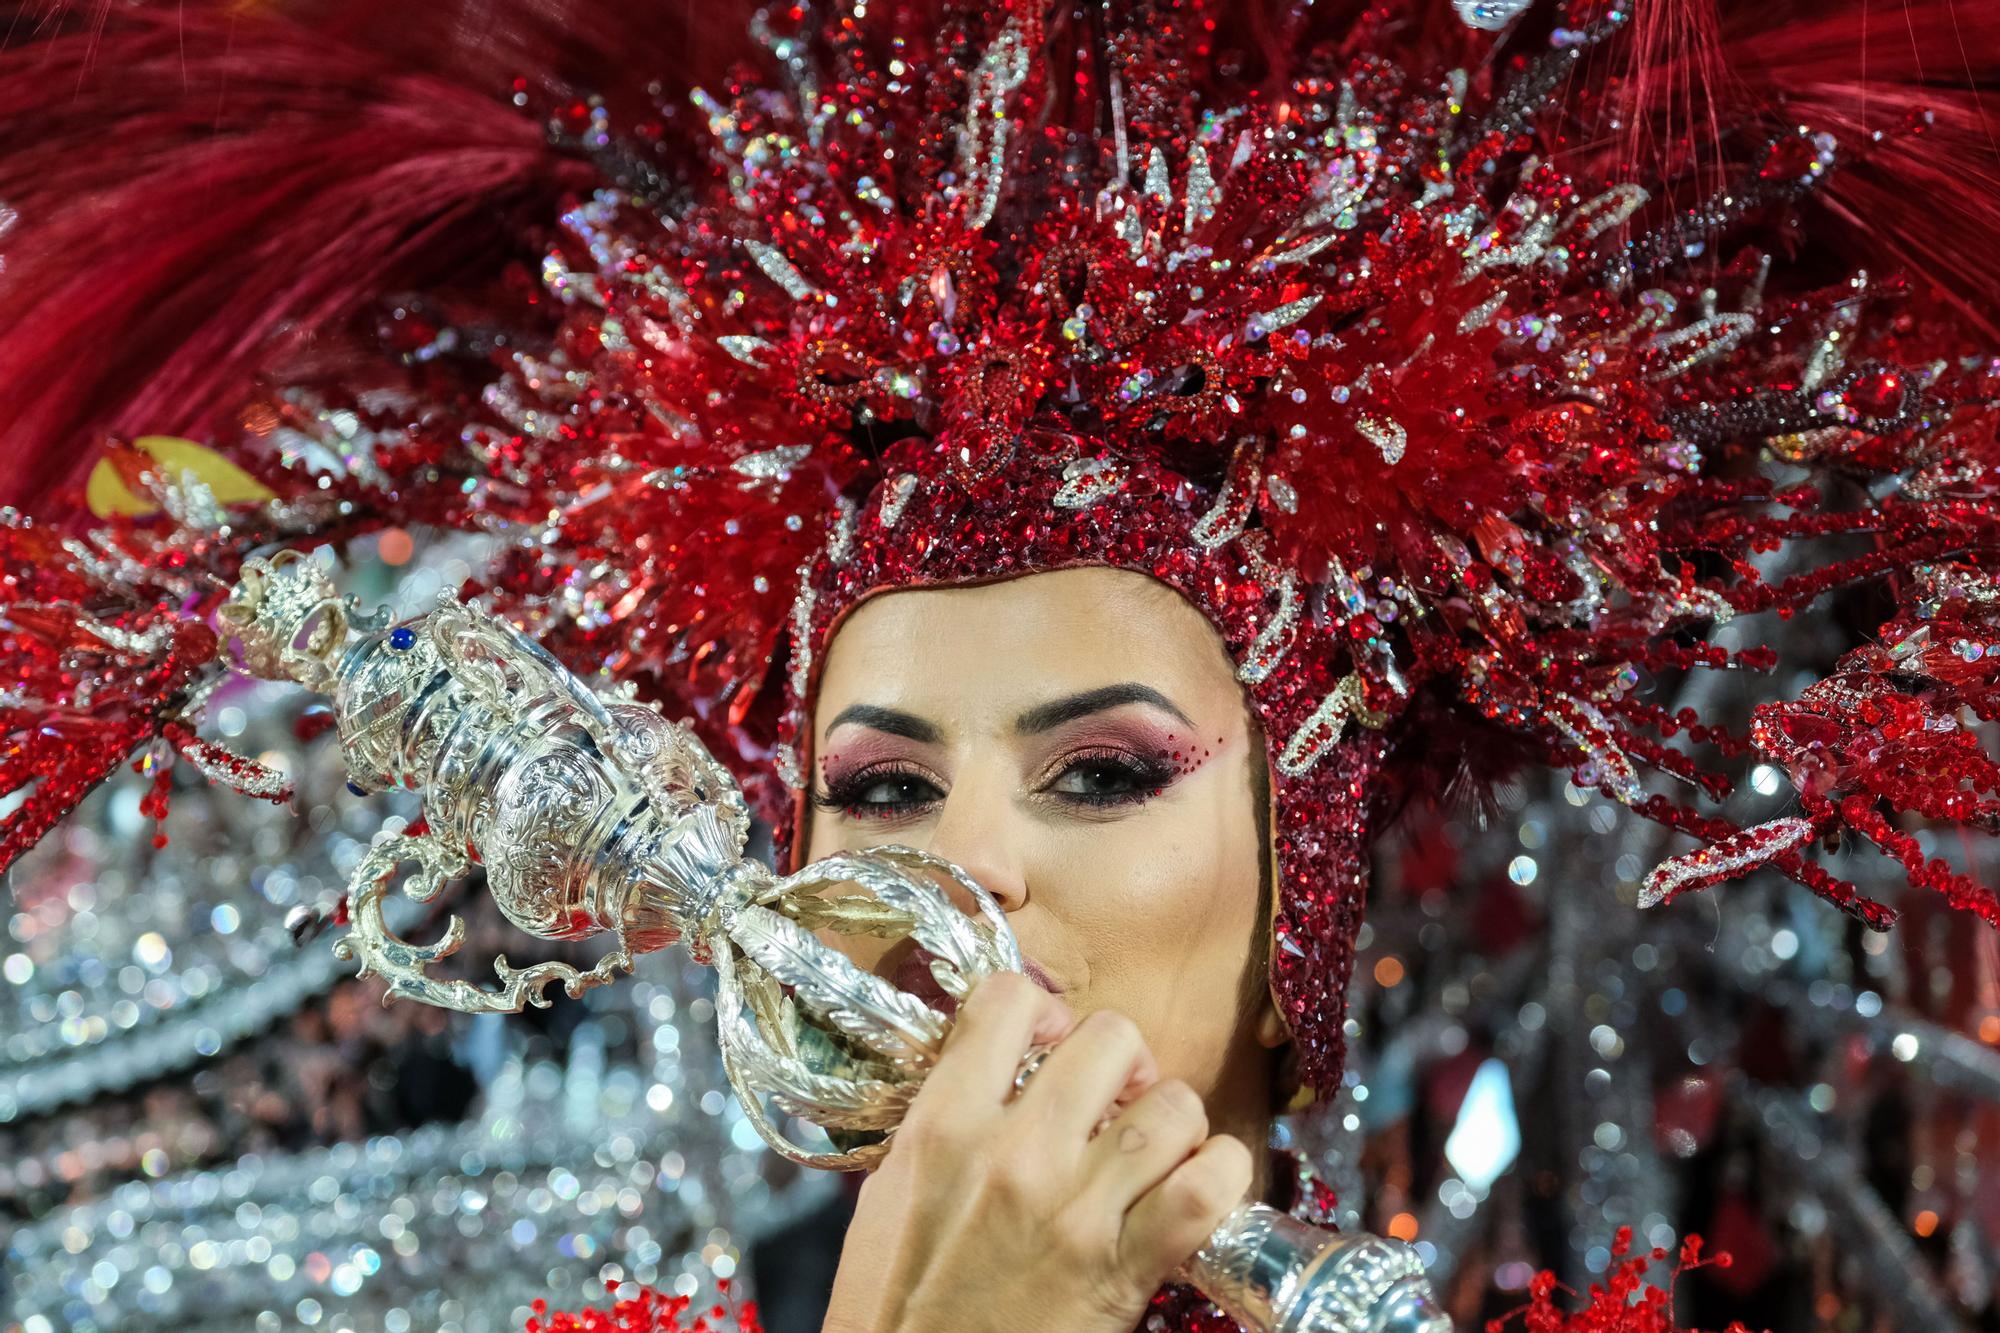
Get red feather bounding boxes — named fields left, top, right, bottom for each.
left=1606, top=0, right=2000, bottom=332
left=0, top=0, right=755, bottom=512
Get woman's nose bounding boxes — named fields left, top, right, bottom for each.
left=919, top=788, right=1029, bottom=915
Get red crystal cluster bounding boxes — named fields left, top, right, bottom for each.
left=1703, top=563, right=2000, bottom=929
left=1487, top=1228, right=1753, bottom=1333
left=0, top=494, right=295, bottom=870
left=527, top=1279, right=762, bottom=1333
left=2, top=0, right=2000, bottom=1107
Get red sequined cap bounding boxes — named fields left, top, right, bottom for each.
left=769, top=441, right=1391, bottom=1097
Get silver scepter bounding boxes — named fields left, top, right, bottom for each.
left=216, top=551, right=1450, bottom=1333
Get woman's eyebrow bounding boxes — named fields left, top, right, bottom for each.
left=1014, top=683, right=1195, bottom=734
left=824, top=703, right=942, bottom=743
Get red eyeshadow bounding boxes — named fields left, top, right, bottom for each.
left=817, top=732, right=929, bottom=788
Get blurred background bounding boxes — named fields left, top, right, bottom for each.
left=3, top=530, right=1997, bottom=1332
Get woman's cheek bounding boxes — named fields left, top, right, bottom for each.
left=1055, top=797, right=1239, bottom=946
left=1090, top=821, right=1254, bottom=1085
left=1143, top=764, right=1255, bottom=908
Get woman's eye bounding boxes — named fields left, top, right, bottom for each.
left=814, top=770, right=943, bottom=819
left=854, top=775, right=939, bottom=807
left=1048, top=755, right=1171, bottom=805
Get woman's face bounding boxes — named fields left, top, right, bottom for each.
left=802, top=566, right=1287, bottom=1143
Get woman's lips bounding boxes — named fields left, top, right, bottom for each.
left=1019, top=958, right=1061, bottom=994
left=888, top=943, right=1060, bottom=1019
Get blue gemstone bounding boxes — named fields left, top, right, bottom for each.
left=388, top=626, right=417, bottom=651
left=346, top=781, right=368, bottom=797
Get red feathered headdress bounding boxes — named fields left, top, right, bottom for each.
left=3, top=0, right=2000, bottom=1101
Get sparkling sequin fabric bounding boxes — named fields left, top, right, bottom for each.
left=5, top=0, right=2000, bottom=1113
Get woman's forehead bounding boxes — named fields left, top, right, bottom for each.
left=813, top=568, right=1241, bottom=727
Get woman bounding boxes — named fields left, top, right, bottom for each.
left=808, top=568, right=1294, bottom=1331
left=3, top=1, right=1999, bottom=1331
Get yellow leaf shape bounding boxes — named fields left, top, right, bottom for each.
left=86, top=437, right=276, bottom=519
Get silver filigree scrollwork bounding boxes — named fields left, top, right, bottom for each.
left=1279, top=674, right=1388, bottom=778
left=954, top=16, right=1032, bottom=230
left=216, top=550, right=354, bottom=693
left=1189, top=1205, right=1451, bottom=1333
left=1192, top=439, right=1264, bottom=549
left=1053, top=456, right=1130, bottom=508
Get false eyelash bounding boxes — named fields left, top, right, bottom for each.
left=810, top=764, right=942, bottom=820
left=1042, top=747, right=1179, bottom=808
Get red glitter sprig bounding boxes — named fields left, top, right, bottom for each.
left=526, top=1279, right=763, bottom=1333
left=1488, top=1228, right=1757, bottom=1333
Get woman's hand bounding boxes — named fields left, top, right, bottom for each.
left=820, top=971, right=1253, bottom=1333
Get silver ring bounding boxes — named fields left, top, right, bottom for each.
left=1010, top=1043, right=1054, bottom=1100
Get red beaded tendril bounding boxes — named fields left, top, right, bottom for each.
left=1485, top=1228, right=1757, bottom=1333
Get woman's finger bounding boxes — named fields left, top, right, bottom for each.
left=915, top=970, right=1076, bottom=1111
left=1076, top=1078, right=1211, bottom=1215
left=1116, top=1133, right=1253, bottom=1288
left=1016, top=1008, right=1157, bottom=1141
